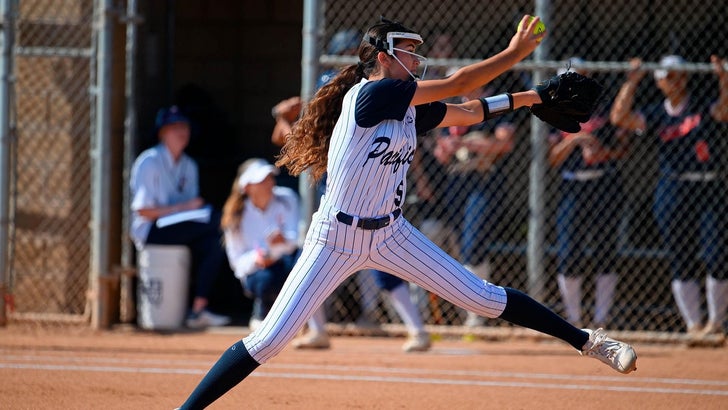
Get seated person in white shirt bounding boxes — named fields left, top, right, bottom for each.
left=130, top=106, right=230, bottom=328
left=221, top=159, right=301, bottom=330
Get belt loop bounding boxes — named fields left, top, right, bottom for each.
left=388, top=212, right=394, bottom=226
left=351, top=215, right=359, bottom=228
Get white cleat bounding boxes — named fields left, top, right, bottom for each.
left=402, top=331, right=431, bottom=352
left=581, top=328, right=637, bottom=374
left=185, top=309, right=232, bottom=329
left=291, top=331, right=331, bottom=349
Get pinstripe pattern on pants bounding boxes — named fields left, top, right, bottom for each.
left=243, top=202, right=507, bottom=363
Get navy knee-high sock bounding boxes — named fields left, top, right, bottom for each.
left=499, top=287, right=589, bottom=350
left=179, top=340, right=259, bottom=409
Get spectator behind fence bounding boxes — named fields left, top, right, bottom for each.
left=220, top=158, right=301, bottom=331
left=130, top=105, right=230, bottom=329
left=549, top=59, right=629, bottom=329
left=433, top=83, right=516, bottom=328
left=611, top=55, right=728, bottom=339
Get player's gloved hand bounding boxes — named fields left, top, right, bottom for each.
left=530, top=71, right=603, bottom=133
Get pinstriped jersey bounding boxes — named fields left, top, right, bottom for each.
left=322, top=78, right=446, bottom=217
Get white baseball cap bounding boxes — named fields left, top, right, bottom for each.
left=654, top=55, right=686, bottom=80
left=237, top=159, right=279, bottom=190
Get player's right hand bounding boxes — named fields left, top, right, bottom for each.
left=626, top=58, right=647, bottom=83
left=508, top=15, right=545, bottom=57
left=266, top=230, right=286, bottom=246
left=274, top=96, right=302, bottom=122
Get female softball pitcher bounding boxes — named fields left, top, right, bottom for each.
left=177, top=16, right=637, bottom=409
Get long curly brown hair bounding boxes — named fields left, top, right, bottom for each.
left=275, top=19, right=418, bottom=182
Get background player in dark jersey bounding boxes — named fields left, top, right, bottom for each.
left=611, top=54, right=728, bottom=339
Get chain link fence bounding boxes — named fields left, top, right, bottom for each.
left=2, top=0, right=727, bottom=342
left=5, top=0, right=95, bottom=322
left=316, top=0, right=728, bottom=339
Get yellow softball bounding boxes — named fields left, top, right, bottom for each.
left=518, top=16, right=546, bottom=41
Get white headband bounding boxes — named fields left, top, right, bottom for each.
left=385, top=32, right=423, bottom=55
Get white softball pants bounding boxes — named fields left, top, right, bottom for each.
left=243, top=203, right=508, bottom=363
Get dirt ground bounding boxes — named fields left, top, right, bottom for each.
left=1, top=324, right=727, bottom=409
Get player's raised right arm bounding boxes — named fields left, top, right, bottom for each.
left=610, top=58, right=647, bottom=131
left=411, top=15, right=544, bottom=106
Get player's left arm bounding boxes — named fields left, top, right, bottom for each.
left=710, top=55, right=728, bottom=122
left=437, top=90, right=541, bottom=128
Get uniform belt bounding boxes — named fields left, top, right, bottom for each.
left=336, top=208, right=401, bottom=230
left=562, top=170, right=606, bottom=181
left=673, top=172, right=719, bottom=182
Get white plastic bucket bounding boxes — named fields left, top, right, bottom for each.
left=136, top=244, right=190, bottom=330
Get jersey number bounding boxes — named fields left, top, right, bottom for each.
left=394, top=180, right=403, bottom=207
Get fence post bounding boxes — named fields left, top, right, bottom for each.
left=121, top=0, right=140, bottom=269
left=0, top=0, right=15, bottom=327
left=526, top=0, right=552, bottom=302
left=298, top=0, right=321, bottom=242
left=91, top=0, right=114, bottom=329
